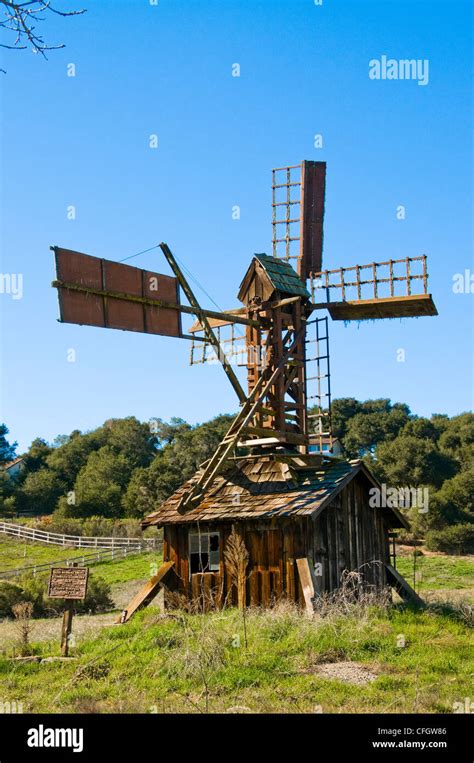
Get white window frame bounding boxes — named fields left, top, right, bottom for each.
left=188, top=531, right=220, bottom=577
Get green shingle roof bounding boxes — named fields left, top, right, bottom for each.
left=254, top=254, right=310, bottom=299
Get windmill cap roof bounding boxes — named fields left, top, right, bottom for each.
left=238, top=254, right=310, bottom=300
left=255, top=254, right=311, bottom=298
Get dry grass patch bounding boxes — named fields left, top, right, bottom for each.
left=313, top=661, right=378, bottom=686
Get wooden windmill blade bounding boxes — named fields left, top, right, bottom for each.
left=309, top=255, right=438, bottom=320
left=51, top=244, right=263, bottom=404
left=52, top=246, right=183, bottom=338
left=272, top=160, right=327, bottom=280
left=300, top=161, right=327, bottom=278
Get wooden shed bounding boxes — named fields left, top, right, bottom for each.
left=142, top=453, right=413, bottom=610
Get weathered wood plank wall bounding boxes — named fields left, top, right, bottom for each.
left=162, top=474, right=390, bottom=608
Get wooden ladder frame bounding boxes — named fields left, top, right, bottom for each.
left=177, top=325, right=307, bottom=514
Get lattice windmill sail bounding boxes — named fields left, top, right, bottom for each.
left=51, top=160, right=437, bottom=514
left=272, top=161, right=326, bottom=278
left=268, top=160, right=437, bottom=454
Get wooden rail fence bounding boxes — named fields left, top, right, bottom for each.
left=0, top=521, right=157, bottom=550
left=0, top=545, right=154, bottom=580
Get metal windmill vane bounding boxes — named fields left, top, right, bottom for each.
left=51, top=160, right=437, bottom=516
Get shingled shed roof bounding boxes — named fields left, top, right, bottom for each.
left=238, top=254, right=310, bottom=302
left=142, top=455, right=408, bottom=529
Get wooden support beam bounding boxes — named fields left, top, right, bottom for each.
left=238, top=427, right=306, bottom=445
left=52, top=280, right=260, bottom=330
left=60, top=601, right=74, bottom=656
left=296, top=557, right=317, bottom=616
left=177, top=325, right=307, bottom=513
left=385, top=563, right=425, bottom=606
left=266, top=295, right=306, bottom=310
left=188, top=306, right=255, bottom=332
left=116, top=561, right=175, bottom=623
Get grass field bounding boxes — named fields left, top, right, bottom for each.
left=0, top=603, right=472, bottom=714
left=0, top=535, right=472, bottom=714
left=0, top=537, right=101, bottom=572
left=396, top=554, right=474, bottom=596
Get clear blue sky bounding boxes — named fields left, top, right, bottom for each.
left=1, top=0, right=472, bottom=453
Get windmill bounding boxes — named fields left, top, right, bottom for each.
left=51, top=160, right=437, bottom=515
left=51, top=161, right=437, bottom=614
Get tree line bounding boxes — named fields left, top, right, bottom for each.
left=0, top=400, right=472, bottom=551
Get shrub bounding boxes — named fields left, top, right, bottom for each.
left=33, top=515, right=145, bottom=539
left=18, top=574, right=49, bottom=617
left=425, top=524, right=474, bottom=554
left=75, top=575, right=114, bottom=614
left=1, top=573, right=114, bottom=618
left=0, top=580, right=25, bottom=617
left=33, top=516, right=85, bottom=536
left=12, top=601, right=34, bottom=656
left=82, top=517, right=142, bottom=538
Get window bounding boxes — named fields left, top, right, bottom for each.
left=189, top=531, right=220, bottom=575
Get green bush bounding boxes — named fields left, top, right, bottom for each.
left=74, top=575, right=114, bottom=614
left=0, top=580, right=26, bottom=617
left=32, top=515, right=145, bottom=539
left=18, top=575, right=49, bottom=617
left=82, top=517, right=142, bottom=538
left=426, top=524, right=474, bottom=554
left=0, top=573, right=114, bottom=618
left=33, top=517, right=85, bottom=536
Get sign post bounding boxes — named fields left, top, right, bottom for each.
left=48, top=564, right=89, bottom=657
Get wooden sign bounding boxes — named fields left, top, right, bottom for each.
left=48, top=566, right=89, bottom=600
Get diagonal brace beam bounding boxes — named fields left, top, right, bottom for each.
left=159, top=242, right=247, bottom=404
